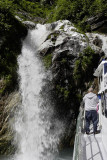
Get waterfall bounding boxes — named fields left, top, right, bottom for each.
left=13, top=24, right=63, bottom=160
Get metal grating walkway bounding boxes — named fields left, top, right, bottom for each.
left=84, top=133, right=107, bottom=160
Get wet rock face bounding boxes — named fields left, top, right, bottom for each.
left=39, top=20, right=87, bottom=58
left=38, top=20, right=88, bottom=145
left=22, top=21, right=36, bottom=29
left=93, top=36, right=103, bottom=48
left=39, top=20, right=102, bottom=114
left=0, top=92, right=21, bottom=155
left=38, top=20, right=103, bottom=147
left=39, top=20, right=88, bottom=91
left=86, top=33, right=105, bottom=57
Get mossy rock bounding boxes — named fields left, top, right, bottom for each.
left=46, top=31, right=60, bottom=43
left=0, top=92, right=21, bottom=155
left=60, top=25, right=64, bottom=30
left=43, top=53, right=52, bottom=69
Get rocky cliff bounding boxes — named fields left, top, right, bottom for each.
left=0, top=18, right=106, bottom=154
left=38, top=20, right=104, bottom=147
left=0, top=8, right=27, bottom=154
left=0, top=92, right=21, bottom=154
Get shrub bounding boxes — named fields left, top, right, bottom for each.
left=52, top=0, right=73, bottom=21
left=43, top=54, right=52, bottom=69
left=16, top=0, right=45, bottom=17
left=0, top=1, right=27, bottom=95
left=73, top=47, right=95, bottom=86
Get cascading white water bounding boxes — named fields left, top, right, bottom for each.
left=13, top=24, right=64, bottom=160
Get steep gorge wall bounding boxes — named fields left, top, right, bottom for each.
left=0, top=17, right=105, bottom=154
left=0, top=9, right=27, bottom=154
left=0, top=92, right=21, bottom=154
left=38, top=20, right=103, bottom=147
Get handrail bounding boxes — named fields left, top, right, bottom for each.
left=73, top=104, right=85, bottom=160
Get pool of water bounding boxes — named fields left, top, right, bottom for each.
left=0, top=148, right=73, bottom=160
left=0, top=156, right=11, bottom=160
left=57, top=148, right=73, bottom=160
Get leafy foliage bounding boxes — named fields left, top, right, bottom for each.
left=73, top=47, right=99, bottom=87
left=52, top=0, right=73, bottom=21
left=46, top=0, right=107, bottom=30
left=0, top=0, right=106, bottom=30
left=16, top=0, right=44, bottom=17
left=0, top=1, right=27, bottom=96
left=43, top=54, right=52, bottom=69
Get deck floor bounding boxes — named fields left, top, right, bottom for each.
left=84, top=131, right=107, bottom=160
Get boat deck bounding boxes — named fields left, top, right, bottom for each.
left=73, top=108, right=107, bottom=160
left=83, top=129, right=107, bottom=160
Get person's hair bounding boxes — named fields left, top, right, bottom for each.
left=88, top=87, right=93, bottom=92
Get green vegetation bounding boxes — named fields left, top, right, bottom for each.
left=61, top=58, right=67, bottom=64
left=53, top=47, right=100, bottom=120
left=56, top=85, right=70, bottom=102
left=52, top=0, right=73, bottom=21
left=0, top=0, right=27, bottom=96
left=47, top=32, right=59, bottom=40
left=60, top=25, right=64, bottom=30
left=43, top=53, right=52, bottom=69
left=0, top=0, right=106, bottom=31
left=0, top=0, right=45, bottom=22
left=46, top=0, right=107, bottom=31
left=14, top=0, right=45, bottom=18
left=73, top=47, right=97, bottom=86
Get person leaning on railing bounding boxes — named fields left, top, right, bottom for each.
left=83, top=88, right=99, bottom=134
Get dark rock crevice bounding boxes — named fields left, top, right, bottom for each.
left=85, top=13, right=107, bottom=31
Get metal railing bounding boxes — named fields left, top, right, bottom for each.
left=73, top=105, right=85, bottom=160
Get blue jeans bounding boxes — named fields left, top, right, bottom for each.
left=85, top=110, right=98, bottom=133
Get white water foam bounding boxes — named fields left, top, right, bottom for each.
left=13, top=24, right=64, bottom=160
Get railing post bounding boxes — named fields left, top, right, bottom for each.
left=83, top=108, right=85, bottom=130
left=73, top=105, right=84, bottom=160
left=99, top=98, right=102, bottom=129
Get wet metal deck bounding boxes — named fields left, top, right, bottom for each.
left=84, top=133, right=107, bottom=160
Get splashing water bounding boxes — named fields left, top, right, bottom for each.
left=13, top=24, right=64, bottom=160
